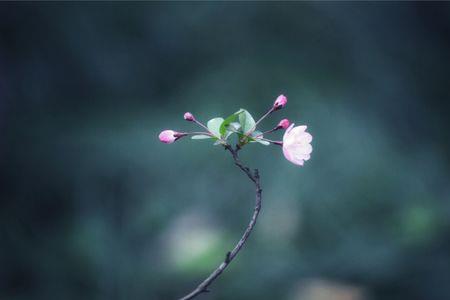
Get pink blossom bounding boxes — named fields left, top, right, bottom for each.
left=159, top=130, right=183, bottom=144
left=184, top=112, right=194, bottom=121
left=273, top=94, right=287, bottom=109
left=282, top=124, right=312, bottom=166
left=277, top=118, right=290, bottom=129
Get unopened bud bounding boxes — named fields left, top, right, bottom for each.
left=273, top=94, right=287, bottom=110
left=159, top=130, right=185, bottom=144
left=183, top=112, right=195, bottom=121
left=277, top=118, right=290, bottom=129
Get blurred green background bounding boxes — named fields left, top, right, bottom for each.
left=1, top=2, right=450, bottom=300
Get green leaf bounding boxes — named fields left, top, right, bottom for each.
left=207, top=117, right=224, bottom=137
left=224, top=131, right=233, bottom=140
left=221, top=122, right=241, bottom=141
left=251, top=130, right=263, bottom=138
left=229, top=122, right=241, bottom=131
left=219, top=109, right=245, bottom=137
left=248, top=131, right=270, bottom=145
left=253, top=139, right=270, bottom=146
left=238, top=109, right=256, bottom=134
left=191, top=135, right=212, bottom=140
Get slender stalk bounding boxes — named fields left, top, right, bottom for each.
left=183, top=132, right=214, bottom=136
left=190, top=119, right=227, bottom=144
left=193, top=119, right=211, bottom=133
left=178, top=145, right=262, bottom=300
left=253, top=127, right=279, bottom=138
left=245, top=107, right=274, bottom=135
left=257, top=137, right=283, bottom=146
left=254, top=107, right=275, bottom=129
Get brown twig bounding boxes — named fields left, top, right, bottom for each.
left=178, top=145, right=262, bottom=300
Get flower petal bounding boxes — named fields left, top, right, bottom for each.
left=283, top=123, right=295, bottom=139
left=296, top=143, right=312, bottom=155
left=289, top=125, right=307, bottom=136
left=299, top=132, right=312, bottom=144
left=282, top=122, right=313, bottom=166
left=283, top=144, right=305, bottom=166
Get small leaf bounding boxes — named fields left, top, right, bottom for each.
left=213, top=140, right=223, bottom=146
left=219, top=109, right=245, bottom=137
left=238, top=109, right=256, bottom=134
left=207, top=117, right=224, bottom=137
left=191, top=135, right=212, bottom=140
left=229, top=122, right=241, bottom=131
left=221, top=122, right=241, bottom=141
left=251, top=130, right=263, bottom=138
left=253, top=139, right=270, bottom=146
left=248, top=131, right=270, bottom=145
left=224, top=130, right=234, bottom=139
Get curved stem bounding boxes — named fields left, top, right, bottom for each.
left=178, top=145, right=262, bottom=300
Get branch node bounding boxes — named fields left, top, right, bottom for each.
left=225, top=251, right=231, bottom=263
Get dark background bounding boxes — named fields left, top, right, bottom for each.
left=1, top=2, right=450, bottom=300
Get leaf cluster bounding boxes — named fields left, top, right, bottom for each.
left=191, top=109, right=269, bottom=146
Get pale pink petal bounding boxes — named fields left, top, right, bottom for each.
left=295, top=159, right=304, bottom=166
left=284, top=123, right=295, bottom=138
left=292, top=150, right=310, bottom=161
left=282, top=123, right=313, bottom=166
left=299, top=132, right=312, bottom=144
left=283, top=145, right=305, bottom=166
left=296, top=143, right=312, bottom=155
left=286, top=131, right=312, bottom=147
left=289, top=125, right=307, bottom=135
left=285, top=144, right=311, bottom=157
left=282, top=145, right=293, bottom=162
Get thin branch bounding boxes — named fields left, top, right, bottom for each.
left=246, top=107, right=275, bottom=135
left=178, top=145, right=262, bottom=300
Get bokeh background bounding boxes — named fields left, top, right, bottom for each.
left=1, top=2, right=450, bottom=300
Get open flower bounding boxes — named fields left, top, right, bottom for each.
left=282, top=124, right=312, bottom=166
left=159, top=130, right=185, bottom=144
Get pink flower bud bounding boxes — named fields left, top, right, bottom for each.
left=184, top=112, right=194, bottom=121
left=273, top=94, right=287, bottom=109
left=277, top=118, right=290, bottom=129
left=159, top=130, right=183, bottom=144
